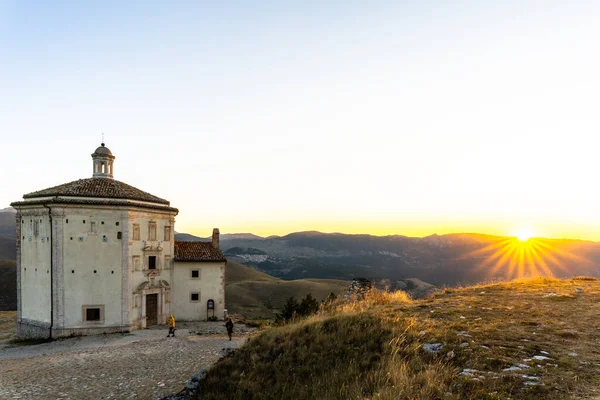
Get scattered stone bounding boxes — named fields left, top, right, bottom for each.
left=190, top=369, right=207, bottom=382
left=543, top=293, right=557, bottom=298
left=522, top=375, right=539, bottom=380
left=423, top=343, right=443, bottom=353
left=445, top=351, right=455, bottom=361
left=460, top=342, right=469, bottom=348
left=480, top=291, right=486, bottom=295
left=575, top=288, right=584, bottom=294
left=532, top=355, right=552, bottom=361
left=503, top=366, right=523, bottom=372
left=540, top=351, right=549, bottom=355
left=457, top=331, right=472, bottom=337
left=568, top=352, right=578, bottom=357
left=460, top=316, right=466, bottom=319
left=219, top=348, right=236, bottom=357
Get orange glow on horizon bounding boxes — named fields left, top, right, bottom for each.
left=177, top=219, right=600, bottom=243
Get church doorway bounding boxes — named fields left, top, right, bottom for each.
left=146, top=294, right=158, bottom=326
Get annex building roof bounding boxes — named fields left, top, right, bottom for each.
left=174, top=241, right=227, bottom=262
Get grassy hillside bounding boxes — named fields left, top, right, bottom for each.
left=201, top=277, right=600, bottom=399
left=226, top=261, right=348, bottom=319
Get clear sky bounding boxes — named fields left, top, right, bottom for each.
left=1, top=1, right=599, bottom=240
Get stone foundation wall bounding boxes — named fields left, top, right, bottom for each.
left=17, top=319, right=135, bottom=339
left=52, top=324, right=133, bottom=338
left=17, top=319, right=51, bottom=339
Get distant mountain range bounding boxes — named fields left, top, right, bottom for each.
left=176, top=230, right=600, bottom=286
left=2, top=207, right=600, bottom=290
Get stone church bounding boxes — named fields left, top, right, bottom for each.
left=11, top=143, right=226, bottom=339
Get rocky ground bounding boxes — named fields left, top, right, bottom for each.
left=0, top=322, right=254, bottom=400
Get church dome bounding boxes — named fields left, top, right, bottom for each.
left=92, top=143, right=113, bottom=157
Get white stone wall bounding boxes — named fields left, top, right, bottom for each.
left=19, top=212, right=52, bottom=323
left=60, top=207, right=126, bottom=328
left=172, top=261, right=225, bottom=321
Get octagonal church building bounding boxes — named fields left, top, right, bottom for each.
left=11, top=143, right=226, bottom=339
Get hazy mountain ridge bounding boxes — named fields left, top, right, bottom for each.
left=177, top=230, right=600, bottom=285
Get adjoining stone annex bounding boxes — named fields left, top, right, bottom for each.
left=11, top=143, right=226, bottom=339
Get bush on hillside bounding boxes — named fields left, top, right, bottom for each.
left=277, top=293, right=321, bottom=322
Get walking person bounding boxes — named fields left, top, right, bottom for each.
left=167, top=314, right=176, bottom=337
left=225, top=316, right=234, bottom=341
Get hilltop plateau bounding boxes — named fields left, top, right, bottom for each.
left=196, top=277, right=600, bottom=400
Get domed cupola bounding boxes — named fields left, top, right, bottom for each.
left=91, top=143, right=115, bottom=179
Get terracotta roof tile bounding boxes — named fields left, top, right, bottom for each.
left=23, top=178, right=170, bottom=205
left=174, top=241, right=226, bottom=262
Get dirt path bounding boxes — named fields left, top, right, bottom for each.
left=0, top=323, right=252, bottom=400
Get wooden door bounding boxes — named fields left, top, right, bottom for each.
left=146, top=294, right=158, bottom=327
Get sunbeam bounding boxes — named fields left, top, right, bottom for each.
left=465, top=236, right=591, bottom=281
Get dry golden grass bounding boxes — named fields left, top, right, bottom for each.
left=0, top=311, right=16, bottom=343
left=199, top=278, right=600, bottom=400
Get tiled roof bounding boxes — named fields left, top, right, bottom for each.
left=22, top=178, right=170, bottom=205
left=174, top=241, right=227, bottom=262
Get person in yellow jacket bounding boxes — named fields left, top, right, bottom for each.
left=167, top=314, right=176, bottom=337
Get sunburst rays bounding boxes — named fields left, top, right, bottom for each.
left=463, top=237, right=591, bottom=280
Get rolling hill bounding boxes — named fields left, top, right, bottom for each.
left=225, top=261, right=348, bottom=319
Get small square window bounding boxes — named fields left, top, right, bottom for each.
left=117, top=232, right=122, bottom=240
left=83, top=305, right=104, bottom=324
left=164, top=226, right=171, bottom=242
left=191, top=270, right=199, bottom=278
left=86, top=308, right=101, bottom=321
left=190, top=293, right=200, bottom=302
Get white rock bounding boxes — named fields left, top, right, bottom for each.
left=522, top=375, right=539, bottom=380
left=423, top=343, right=443, bottom=353
left=568, top=352, right=578, bottom=357
left=532, top=355, right=552, bottom=361
left=503, top=366, right=522, bottom=372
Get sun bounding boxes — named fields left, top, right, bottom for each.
left=513, top=229, right=534, bottom=242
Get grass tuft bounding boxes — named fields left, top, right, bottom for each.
left=573, top=276, right=598, bottom=281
